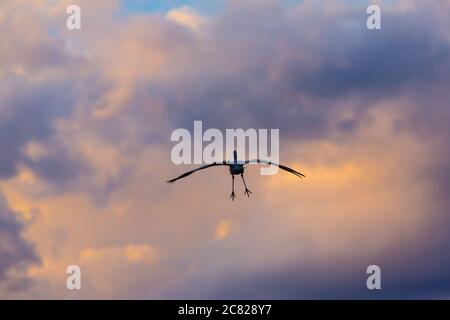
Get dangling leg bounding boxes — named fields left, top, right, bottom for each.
left=241, top=174, right=252, bottom=197
left=230, top=175, right=236, bottom=201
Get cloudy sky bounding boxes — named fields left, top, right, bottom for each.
left=0, top=0, right=450, bottom=299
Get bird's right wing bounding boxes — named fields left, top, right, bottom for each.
left=166, top=161, right=229, bottom=183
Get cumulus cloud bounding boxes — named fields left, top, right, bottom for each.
left=167, top=6, right=207, bottom=32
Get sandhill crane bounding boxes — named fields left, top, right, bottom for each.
left=167, top=151, right=305, bottom=200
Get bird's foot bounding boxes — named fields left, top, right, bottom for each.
left=230, top=192, right=236, bottom=201
left=244, top=188, right=252, bottom=197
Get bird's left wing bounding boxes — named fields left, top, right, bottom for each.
left=166, top=161, right=229, bottom=183
left=245, top=159, right=305, bottom=178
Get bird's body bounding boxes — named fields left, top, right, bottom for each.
left=229, top=164, right=244, bottom=176
left=167, top=150, right=305, bottom=200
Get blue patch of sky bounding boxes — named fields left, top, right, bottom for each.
left=120, top=0, right=225, bottom=15
left=119, top=0, right=381, bottom=18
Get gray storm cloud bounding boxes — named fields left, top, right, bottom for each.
left=0, top=193, right=39, bottom=293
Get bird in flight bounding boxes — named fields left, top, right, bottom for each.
left=167, top=150, right=305, bottom=200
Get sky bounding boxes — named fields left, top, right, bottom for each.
left=0, top=0, right=450, bottom=299
left=120, top=0, right=224, bottom=14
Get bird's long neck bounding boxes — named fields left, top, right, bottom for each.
left=233, top=150, right=237, bottom=164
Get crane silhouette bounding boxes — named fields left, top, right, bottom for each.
left=167, top=150, right=305, bottom=200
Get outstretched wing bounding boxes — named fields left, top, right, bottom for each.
left=245, top=159, right=305, bottom=178
left=166, top=162, right=229, bottom=183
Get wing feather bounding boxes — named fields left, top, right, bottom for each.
left=245, top=159, right=305, bottom=178
left=166, top=162, right=228, bottom=183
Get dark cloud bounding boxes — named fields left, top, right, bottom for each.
left=25, top=143, right=89, bottom=186
left=0, top=193, right=39, bottom=289
left=0, top=78, right=76, bottom=178
left=0, top=1, right=91, bottom=186
left=160, top=0, right=450, bottom=144
left=201, top=244, right=450, bottom=299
